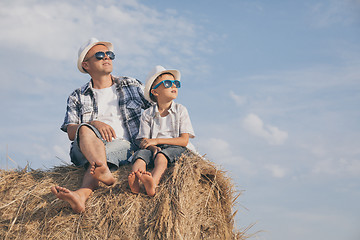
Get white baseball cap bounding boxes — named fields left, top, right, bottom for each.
left=77, top=37, right=114, bottom=73
left=144, top=65, right=181, bottom=102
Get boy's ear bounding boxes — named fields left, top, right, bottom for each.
left=151, top=89, right=158, bottom=97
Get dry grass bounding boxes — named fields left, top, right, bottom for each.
left=0, top=153, right=251, bottom=239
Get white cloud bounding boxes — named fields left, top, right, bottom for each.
left=198, top=137, right=231, bottom=161
left=229, top=91, right=247, bottom=106
left=243, top=113, right=288, bottom=145
left=0, top=1, right=82, bottom=60
left=0, top=0, right=211, bottom=75
left=196, top=137, right=256, bottom=175
left=264, top=164, right=288, bottom=178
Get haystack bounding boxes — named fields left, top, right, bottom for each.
left=0, top=153, right=250, bottom=239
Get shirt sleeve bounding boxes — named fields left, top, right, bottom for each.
left=136, top=110, right=152, bottom=139
left=60, top=92, right=81, bottom=132
left=179, top=105, right=195, bottom=138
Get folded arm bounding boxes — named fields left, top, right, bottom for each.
left=139, top=133, right=189, bottom=149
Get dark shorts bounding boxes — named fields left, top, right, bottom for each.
left=70, top=123, right=136, bottom=169
left=131, top=144, right=188, bottom=166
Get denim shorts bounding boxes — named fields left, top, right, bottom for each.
left=132, top=144, right=188, bottom=166
left=70, top=123, right=136, bottom=169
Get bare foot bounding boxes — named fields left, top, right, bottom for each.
left=128, top=171, right=140, bottom=194
left=51, top=186, right=85, bottom=213
left=90, top=162, right=116, bottom=186
left=138, top=171, right=156, bottom=197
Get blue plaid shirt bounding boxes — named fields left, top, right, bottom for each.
left=61, top=76, right=151, bottom=144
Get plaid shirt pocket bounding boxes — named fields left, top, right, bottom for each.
left=80, top=105, right=94, bottom=123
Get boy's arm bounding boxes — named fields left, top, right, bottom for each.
left=140, top=133, right=189, bottom=149
left=137, top=138, right=161, bottom=157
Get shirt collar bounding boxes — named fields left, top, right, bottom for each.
left=169, top=102, right=177, bottom=113
left=153, top=101, right=177, bottom=117
left=81, top=81, right=92, bottom=94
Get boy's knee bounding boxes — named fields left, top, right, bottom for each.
left=155, top=153, right=168, bottom=163
left=134, top=158, right=147, bottom=165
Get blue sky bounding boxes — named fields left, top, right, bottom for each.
left=0, top=0, right=359, bottom=239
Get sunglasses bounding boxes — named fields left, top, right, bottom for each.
left=86, top=51, right=115, bottom=61
left=152, top=80, right=181, bottom=90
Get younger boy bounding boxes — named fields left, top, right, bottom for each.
left=128, top=65, right=195, bottom=196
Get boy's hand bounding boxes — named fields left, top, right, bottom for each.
left=140, top=138, right=158, bottom=149
left=148, top=145, right=161, bottom=158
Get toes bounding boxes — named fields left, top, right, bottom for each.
left=135, top=171, right=142, bottom=178
left=144, top=171, right=152, bottom=176
left=51, top=186, right=58, bottom=195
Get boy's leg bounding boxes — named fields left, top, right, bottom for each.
left=140, top=153, right=168, bottom=196
left=129, top=149, right=152, bottom=193
left=132, top=158, right=147, bottom=172
left=151, top=153, right=168, bottom=185
left=128, top=158, right=146, bottom=194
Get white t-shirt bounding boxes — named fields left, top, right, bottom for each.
left=92, top=84, right=129, bottom=140
left=156, top=114, right=173, bottom=139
